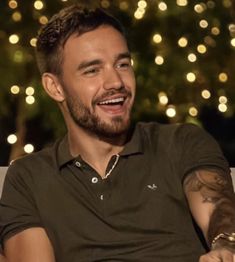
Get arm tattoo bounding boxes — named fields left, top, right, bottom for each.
left=184, top=168, right=235, bottom=246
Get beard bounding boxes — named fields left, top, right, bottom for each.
left=65, top=88, right=133, bottom=139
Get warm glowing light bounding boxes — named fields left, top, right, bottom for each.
left=228, top=24, right=235, bottom=33
left=9, top=34, right=19, bottom=44
left=219, top=96, right=228, bottom=104
left=197, top=44, right=207, bottom=54
left=189, top=107, right=198, bottom=117
left=24, top=144, right=34, bottom=153
left=194, top=4, right=206, bottom=13
left=199, top=19, right=208, bottom=28
left=30, top=38, right=37, bottom=47
left=9, top=0, right=18, bottom=9
left=218, top=103, right=227, bottom=112
left=178, top=37, right=188, bottom=47
left=188, top=53, right=197, bottom=62
left=134, top=10, right=144, bottom=19
left=7, top=134, right=17, bottom=144
left=25, top=96, right=35, bottom=104
left=155, top=55, right=164, bottom=65
left=201, top=89, right=211, bottom=99
left=101, top=0, right=110, bottom=8
left=26, top=87, right=35, bottom=96
left=186, top=72, right=196, bottom=82
left=166, top=106, right=176, bottom=118
left=223, top=0, right=232, bottom=8
left=219, top=72, right=228, bottom=82
left=158, top=2, right=167, bottom=11
left=230, top=38, right=235, bottom=47
left=138, top=0, right=147, bottom=8
left=176, top=0, right=188, bottom=6
left=158, top=92, right=168, bottom=105
left=12, top=12, right=22, bottom=22
left=34, top=0, right=44, bottom=10
left=211, top=27, right=220, bottom=35
left=153, top=34, right=162, bottom=44
left=119, top=1, right=129, bottom=10
left=10, top=85, right=20, bottom=94
left=39, top=16, right=48, bottom=25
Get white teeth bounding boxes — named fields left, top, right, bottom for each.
left=99, top=97, right=124, bottom=105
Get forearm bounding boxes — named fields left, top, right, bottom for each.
left=207, top=193, right=235, bottom=250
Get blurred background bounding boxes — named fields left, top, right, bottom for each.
left=0, top=0, right=235, bottom=166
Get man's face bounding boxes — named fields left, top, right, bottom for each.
left=60, top=25, right=136, bottom=138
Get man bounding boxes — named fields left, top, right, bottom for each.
left=0, top=4, right=235, bottom=262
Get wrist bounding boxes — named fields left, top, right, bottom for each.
left=211, top=232, right=235, bottom=251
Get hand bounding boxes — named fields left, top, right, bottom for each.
left=199, top=249, right=235, bottom=261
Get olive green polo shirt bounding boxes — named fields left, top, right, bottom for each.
left=0, top=122, right=230, bottom=261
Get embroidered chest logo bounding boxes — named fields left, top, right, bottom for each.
left=147, top=184, right=158, bottom=190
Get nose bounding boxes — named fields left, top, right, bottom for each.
left=103, top=68, right=124, bottom=90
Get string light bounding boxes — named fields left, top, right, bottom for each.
left=230, top=38, right=235, bottom=47
left=211, top=27, right=220, bottom=35
left=201, top=89, right=211, bottom=99
left=138, top=0, right=147, bottom=8
left=24, top=144, right=34, bottom=153
left=178, top=37, right=188, bottom=47
left=158, top=2, right=167, bottom=11
left=25, top=96, right=35, bottom=104
left=30, top=38, right=37, bottom=47
left=186, top=72, right=196, bottom=82
left=12, top=12, right=22, bottom=22
left=34, top=0, right=44, bottom=10
left=155, top=55, right=164, bottom=65
left=158, top=92, right=168, bottom=105
left=39, top=16, right=48, bottom=25
left=218, top=103, right=227, bottom=112
left=8, top=0, right=18, bottom=9
left=26, top=86, right=35, bottom=96
left=188, top=53, right=197, bottom=62
left=219, top=96, right=228, bottom=104
left=218, top=72, right=228, bottom=82
left=9, top=34, right=19, bottom=44
left=197, top=44, right=207, bottom=54
left=153, top=33, right=162, bottom=44
left=101, top=0, right=110, bottom=8
left=7, top=134, right=17, bottom=144
left=119, top=1, right=129, bottom=10
left=176, top=0, right=188, bottom=7
left=194, top=3, right=206, bottom=13
left=199, top=19, right=209, bottom=29
left=223, top=0, right=232, bottom=8
left=10, top=85, right=20, bottom=94
left=166, top=105, right=176, bottom=118
left=189, top=106, right=198, bottom=117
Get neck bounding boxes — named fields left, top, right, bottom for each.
left=67, top=124, right=127, bottom=177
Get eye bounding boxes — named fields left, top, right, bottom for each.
left=116, top=60, right=131, bottom=70
left=83, top=67, right=100, bottom=76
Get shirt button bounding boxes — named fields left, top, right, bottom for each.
left=91, top=177, right=98, bottom=184
left=75, top=161, right=81, bottom=168
left=100, top=194, right=104, bottom=200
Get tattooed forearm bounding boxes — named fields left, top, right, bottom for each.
left=184, top=168, right=235, bottom=248
left=184, top=168, right=233, bottom=204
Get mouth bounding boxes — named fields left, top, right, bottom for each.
left=97, top=96, right=126, bottom=106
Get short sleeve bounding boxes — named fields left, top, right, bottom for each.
left=174, top=124, right=230, bottom=178
left=0, top=161, right=42, bottom=249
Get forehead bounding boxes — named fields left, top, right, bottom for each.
left=63, top=25, right=129, bottom=62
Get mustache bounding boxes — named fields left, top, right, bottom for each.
left=93, top=86, right=132, bottom=105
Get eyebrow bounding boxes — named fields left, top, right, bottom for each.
left=77, top=52, right=131, bottom=71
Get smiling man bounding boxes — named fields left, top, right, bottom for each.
left=1, top=4, right=235, bottom=262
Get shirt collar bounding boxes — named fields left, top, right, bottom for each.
left=56, top=123, right=144, bottom=168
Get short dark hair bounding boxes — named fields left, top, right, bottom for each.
left=36, top=4, right=126, bottom=76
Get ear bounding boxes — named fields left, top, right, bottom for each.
left=42, top=73, right=65, bottom=102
